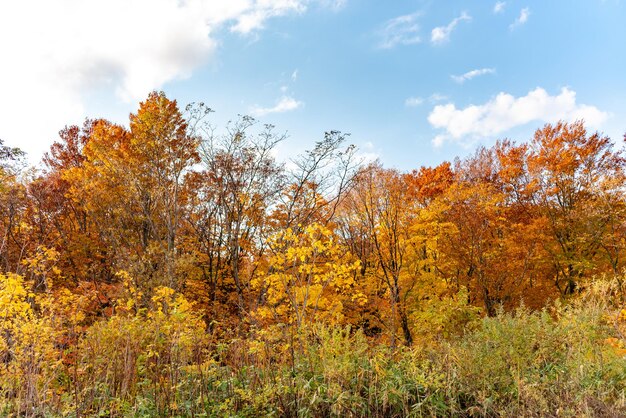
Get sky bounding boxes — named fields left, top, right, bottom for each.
left=1, top=0, right=625, bottom=170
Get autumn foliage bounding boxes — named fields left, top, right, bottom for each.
left=1, top=92, right=626, bottom=416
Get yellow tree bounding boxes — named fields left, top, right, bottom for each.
left=252, top=223, right=363, bottom=330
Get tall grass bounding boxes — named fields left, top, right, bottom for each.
left=2, top=277, right=626, bottom=416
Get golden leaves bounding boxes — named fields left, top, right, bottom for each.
left=254, top=223, right=363, bottom=328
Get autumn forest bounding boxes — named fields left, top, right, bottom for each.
left=2, top=91, right=626, bottom=416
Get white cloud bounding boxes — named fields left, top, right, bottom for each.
left=493, top=2, right=506, bottom=13
left=431, top=12, right=471, bottom=44
left=451, top=68, right=496, bottom=83
left=318, top=0, right=347, bottom=11
left=432, top=135, right=448, bottom=148
left=429, top=93, right=448, bottom=103
left=0, top=0, right=333, bottom=161
left=428, top=87, right=609, bottom=147
left=405, top=97, right=424, bottom=107
left=510, top=7, right=530, bottom=29
left=376, top=12, right=422, bottom=49
left=291, top=69, right=299, bottom=81
left=230, top=1, right=308, bottom=34
left=250, top=96, right=304, bottom=117
left=356, top=141, right=379, bottom=164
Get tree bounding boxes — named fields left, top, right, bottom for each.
left=34, top=121, right=111, bottom=286
left=0, top=141, right=28, bottom=274
left=526, top=121, right=626, bottom=294
left=252, top=223, right=363, bottom=329
left=275, top=130, right=360, bottom=231
left=339, top=165, right=446, bottom=346
left=64, top=92, right=200, bottom=291
left=185, top=115, right=285, bottom=322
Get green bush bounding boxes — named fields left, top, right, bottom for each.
left=444, top=298, right=626, bottom=416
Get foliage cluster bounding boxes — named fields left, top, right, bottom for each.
left=2, top=272, right=626, bottom=416
left=1, top=93, right=626, bottom=415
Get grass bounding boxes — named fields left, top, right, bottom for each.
left=2, top=278, right=626, bottom=417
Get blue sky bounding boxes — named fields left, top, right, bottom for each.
left=1, top=0, right=624, bottom=170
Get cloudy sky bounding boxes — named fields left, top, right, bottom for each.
left=1, top=0, right=624, bottom=169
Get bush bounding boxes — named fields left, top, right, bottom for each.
left=2, top=275, right=626, bottom=416
left=444, top=293, right=626, bottom=416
